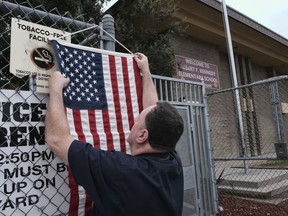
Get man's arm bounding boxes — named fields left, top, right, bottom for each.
left=134, top=53, right=158, bottom=109
left=45, top=71, right=73, bottom=165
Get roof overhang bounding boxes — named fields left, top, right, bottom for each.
left=176, top=0, right=288, bottom=73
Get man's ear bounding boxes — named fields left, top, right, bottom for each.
left=136, top=129, right=149, bottom=144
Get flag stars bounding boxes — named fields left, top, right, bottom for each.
left=54, top=42, right=106, bottom=107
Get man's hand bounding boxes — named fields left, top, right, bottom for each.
left=134, top=52, right=158, bottom=108
left=49, top=71, right=70, bottom=92
left=134, top=53, right=150, bottom=74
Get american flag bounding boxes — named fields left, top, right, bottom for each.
left=50, top=39, right=143, bottom=216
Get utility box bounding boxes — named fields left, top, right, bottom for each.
left=274, top=142, right=288, bottom=158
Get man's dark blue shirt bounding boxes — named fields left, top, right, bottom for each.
left=68, top=140, right=184, bottom=216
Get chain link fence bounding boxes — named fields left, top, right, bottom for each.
left=208, top=76, right=288, bottom=215
left=0, top=1, right=113, bottom=215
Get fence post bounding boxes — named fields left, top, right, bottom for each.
left=101, top=14, right=115, bottom=51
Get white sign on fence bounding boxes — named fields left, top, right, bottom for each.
left=0, top=89, right=69, bottom=215
left=9, top=18, right=71, bottom=93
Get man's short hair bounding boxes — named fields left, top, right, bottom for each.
left=145, top=102, right=184, bottom=151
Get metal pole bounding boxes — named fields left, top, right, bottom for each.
left=269, top=82, right=286, bottom=143
left=101, top=14, right=115, bottom=51
left=221, top=0, right=248, bottom=173
left=202, top=81, right=219, bottom=215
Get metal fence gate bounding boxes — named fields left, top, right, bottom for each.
left=208, top=76, right=288, bottom=215
left=0, top=1, right=218, bottom=215
left=152, top=75, right=218, bottom=216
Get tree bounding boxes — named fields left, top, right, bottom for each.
left=111, top=0, right=184, bottom=77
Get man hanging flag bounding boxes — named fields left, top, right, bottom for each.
left=50, top=39, right=143, bottom=216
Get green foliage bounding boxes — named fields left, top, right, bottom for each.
left=113, top=0, right=184, bottom=77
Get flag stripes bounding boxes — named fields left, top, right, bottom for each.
left=51, top=39, right=143, bottom=215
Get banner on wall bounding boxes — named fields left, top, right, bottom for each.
left=0, top=89, right=69, bottom=215
left=176, top=55, right=220, bottom=90
left=9, top=18, right=71, bottom=93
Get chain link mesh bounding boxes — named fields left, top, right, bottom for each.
left=208, top=76, right=288, bottom=215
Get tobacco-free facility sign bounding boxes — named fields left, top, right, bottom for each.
left=176, top=55, right=220, bottom=89
left=9, top=18, right=71, bottom=93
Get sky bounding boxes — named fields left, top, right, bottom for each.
left=103, top=0, right=288, bottom=39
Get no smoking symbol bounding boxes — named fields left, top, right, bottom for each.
left=31, top=47, right=54, bottom=70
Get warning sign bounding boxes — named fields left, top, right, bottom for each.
left=31, top=47, right=54, bottom=70
left=9, top=18, right=71, bottom=93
